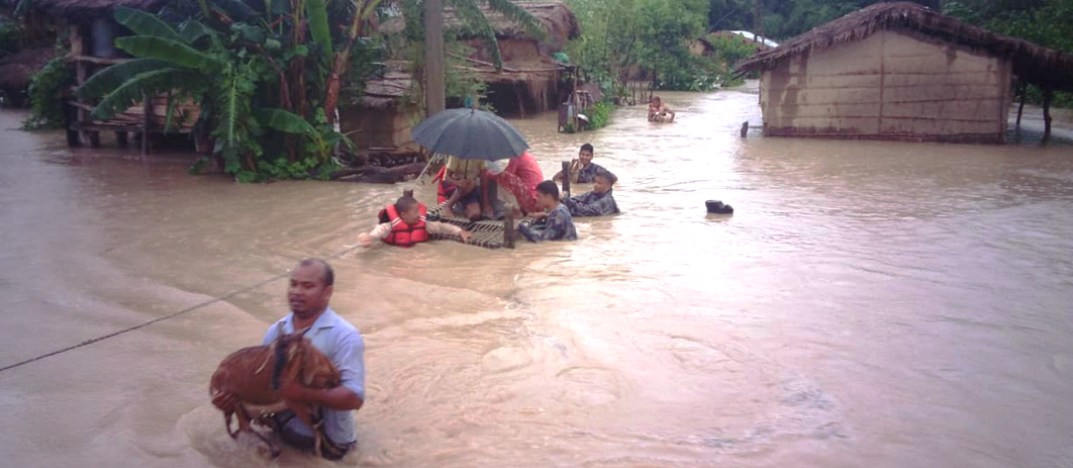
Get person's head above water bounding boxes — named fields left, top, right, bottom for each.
left=535, top=180, right=561, bottom=209
left=650, top=96, right=661, bottom=107
left=593, top=169, right=617, bottom=195
left=579, top=143, right=594, bottom=167
left=288, top=258, right=334, bottom=320
left=395, top=195, right=422, bottom=225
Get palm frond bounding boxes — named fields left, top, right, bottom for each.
left=450, top=0, right=503, bottom=69
left=482, top=0, right=546, bottom=40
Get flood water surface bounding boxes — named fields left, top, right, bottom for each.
left=1, top=90, right=1072, bottom=468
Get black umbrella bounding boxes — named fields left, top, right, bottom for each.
left=412, top=108, right=529, bottom=161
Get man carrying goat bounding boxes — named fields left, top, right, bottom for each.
left=212, top=258, right=366, bottom=460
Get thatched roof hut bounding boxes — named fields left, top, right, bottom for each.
left=734, top=2, right=1073, bottom=143
left=381, top=1, right=580, bottom=51
left=381, top=1, right=579, bottom=115
left=736, top=2, right=1073, bottom=92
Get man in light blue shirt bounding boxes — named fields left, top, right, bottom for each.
left=213, top=258, right=365, bottom=460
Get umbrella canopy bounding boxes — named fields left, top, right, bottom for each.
left=412, top=108, right=529, bottom=161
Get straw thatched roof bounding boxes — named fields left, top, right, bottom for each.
left=736, top=2, right=1073, bottom=92
left=0, top=46, right=55, bottom=89
left=26, top=0, right=166, bottom=17
left=381, top=1, right=580, bottom=51
left=360, top=71, right=414, bottom=109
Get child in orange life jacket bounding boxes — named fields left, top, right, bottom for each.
left=358, top=196, right=473, bottom=248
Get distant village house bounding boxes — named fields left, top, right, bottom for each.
left=736, top=2, right=1073, bottom=143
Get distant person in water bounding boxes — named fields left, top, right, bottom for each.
left=554, top=143, right=606, bottom=184
left=518, top=181, right=578, bottom=242
left=563, top=169, right=620, bottom=217
left=648, top=96, right=675, bottom=123
left=358, top=195, right=472, bottom=248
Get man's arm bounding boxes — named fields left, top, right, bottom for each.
left=564, top=194, right=617, bottom=217
left=519, top=210, right=568, bottom=242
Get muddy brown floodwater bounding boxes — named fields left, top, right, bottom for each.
left=1, top=88, right=1073, bottom=468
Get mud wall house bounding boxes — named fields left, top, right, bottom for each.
left=381, top=1, right=580, bottom=116
left=28, top=0, right=201, bottom=152
left=735, top=2, right=1073, bottom=144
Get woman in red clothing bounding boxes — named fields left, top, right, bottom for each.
left=484, top=151, right=544, bottom=215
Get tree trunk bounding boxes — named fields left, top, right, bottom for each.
left=425, top=0, right=446, bottom=116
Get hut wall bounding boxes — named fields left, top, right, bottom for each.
left=760, top=29, right=1012, bottom=143
left=340, top=105, right=420, bottom=150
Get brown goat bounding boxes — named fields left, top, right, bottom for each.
left=209, top=328, right=341, bottom=458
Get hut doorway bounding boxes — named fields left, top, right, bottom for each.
left=484, top=81, right=539, bottom=117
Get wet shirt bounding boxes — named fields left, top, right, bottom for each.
left=519, top=203, right=578, bottom=242
left=575, top=162, right=606, bottom=183
left=263, top=308, right=365, bottom=445
left=563, top=189, right=619, bottom=217
left=505, top=152, right=544, bottom=190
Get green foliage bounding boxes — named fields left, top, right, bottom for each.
left=0, top=20, right=19, bottom=59
left=587, top=100, right=613, bottom=129
left=80, top=2, right=381, bottom=181
left=23, top=56, right=74, bottom=130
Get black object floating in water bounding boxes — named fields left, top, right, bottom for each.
left=706, top=200, right=734, bottom=214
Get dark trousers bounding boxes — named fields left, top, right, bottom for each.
left=270, top=411, right=354, bottom=461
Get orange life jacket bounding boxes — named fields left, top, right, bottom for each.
left=378, top=203, right=429, bottom=247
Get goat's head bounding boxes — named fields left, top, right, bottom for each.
left=270, top=327, right=313, bottom=391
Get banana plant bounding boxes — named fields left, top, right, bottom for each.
left=78, top=5, right=344, bottom=180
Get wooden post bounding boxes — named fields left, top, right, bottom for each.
left=70, top=26, right=90, bottom=146
left=1042, top=88, right=1053, bottom=144
left=1015, top=82, right=1027, bottom=131
left=740, top=121, right=749, bottom=138
left=571, top=68, right=579, bottom=131
left=503, top=209, right=515, bottom=249
left=141, top=93, right=151, bottom=155
left=64, top=100, right=80, bottom=146
left=560, top=160, right=571, bottom=198
left=424, top=0, right=445, bottom=116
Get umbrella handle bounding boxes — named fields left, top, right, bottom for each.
left=416, top=153, right=445, bottom=185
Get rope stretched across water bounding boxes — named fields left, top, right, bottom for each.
left=0, top=206, right=528, bottom=374
left=0, top=243, right=364, bottom=375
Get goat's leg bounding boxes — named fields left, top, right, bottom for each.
left=285, top=400, right=325, bottom=457
left=251, top=428, right=281, bottom=459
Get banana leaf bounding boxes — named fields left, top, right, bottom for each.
left=114, top=7, right=184, bottom=43
left=255, top=108, right=317, bottom=137
left=77, top=59, right=173, bottom=99
left=90, top=68, right=196, bottom=120
left=115, top=36, right=223, bottom=72
left=306, top=0, right=334, bottom=61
